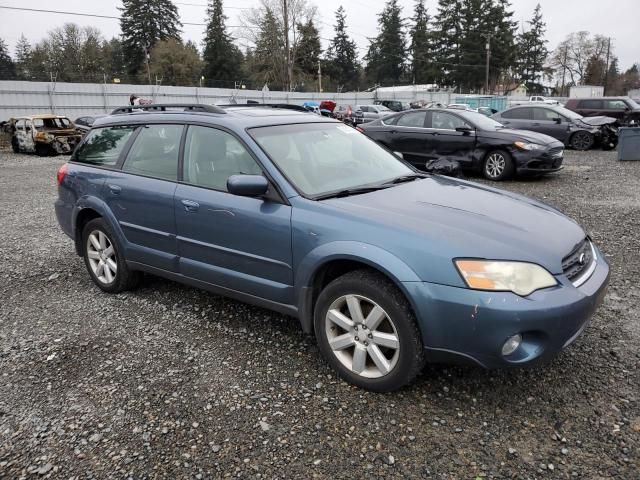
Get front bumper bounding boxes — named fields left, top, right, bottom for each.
left=404, top=249, right=609, bottom=369
left=513, top=146, right=564, bottom=174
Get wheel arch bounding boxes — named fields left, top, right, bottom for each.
left=72, top=197, right=125, bottom=257
left=295, top=242, right=422, bottom=334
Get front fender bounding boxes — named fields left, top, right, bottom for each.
left=295, top=241, right=422, bottom=333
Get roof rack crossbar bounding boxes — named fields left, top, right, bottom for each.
left=218, top=103, right=308, bottom=113
left=110, top=104, right=226, bottom=115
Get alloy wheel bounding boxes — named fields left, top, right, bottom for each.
left=86, top=230, right=117, bottom=284
left=325, top=294, right=400, bottom=379
left=572, top=132, right=593, bottom=150
left=485, top=153, right=506, bottom=179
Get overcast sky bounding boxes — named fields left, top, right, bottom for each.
left=1, top=0, right=638, bottom=70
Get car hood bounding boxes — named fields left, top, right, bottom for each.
left=482, top=128, right=560, bottom=145
left=578, top=116, right=617, bottom=126
left=325, top=176, right=585, bottom=278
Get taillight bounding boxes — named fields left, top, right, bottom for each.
left=356, top=127, right=365, bottom=133
left=57, top=163, right=68, bottom=185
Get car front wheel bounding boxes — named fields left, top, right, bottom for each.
left=82, top=218, right=140, bottom=293
left=483, top=150, right=514, bottom=181
left=570, top=131, right=594, bottom=151
left=314, top=270, right=425, bottom=392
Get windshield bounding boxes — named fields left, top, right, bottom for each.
left=456, top=111, right=504, bottom=130
left=250, top=123, right=414, bottom=197
left=378, top=105, right=392, bottom=111
left=627, top=97, right=640, bottom=109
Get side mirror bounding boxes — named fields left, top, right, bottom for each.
left=227, top=175, right=269, bottom=197
left=455, top=125, right=473, bottom=133
left=554, top=117, right=562, bottom=124
left=393, top=151, right=404, bottom=160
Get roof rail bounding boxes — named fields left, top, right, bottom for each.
left=110, top=104, right=227, bottom=115
left=218, top=103, right=309, bottom=113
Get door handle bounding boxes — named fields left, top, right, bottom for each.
left=108, top=184, right=121, bottom=195
left=181, top=199, right=200, bottom=212
left=390, top=129, right=398, bottom=134
left=532, top=123, right=541, bottom=126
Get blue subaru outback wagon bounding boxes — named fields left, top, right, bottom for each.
left=55, top=103, right=609, bottom=392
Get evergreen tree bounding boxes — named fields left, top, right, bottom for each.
left=14, top=34, right=32, bottom=80
left=119, top=0, right=182, bottom=77
left=202, top=0, right=243, bottom=85
left=0, top=38, right=15, bottom=80
left=432, top=0, right=463, bottom=87
left=324, top=7, right=359, bottom=90
left=295, top=19, right=321, bottom=81
left=365, top=0, right=406, bottom=85
left=410, top=0, right=434, bottom=84
left=516, top=3, right=548, bottom=93
left=251, top=7, right=287, bottom=88
left=102, top=38, right=127, bottom=82
left=458, top=0, right=488, bottom=91
left=149, top=38, right=202, bottom=86
left=489, top=0, right=518, bottom=91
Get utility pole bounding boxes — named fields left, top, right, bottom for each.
left=283, top=0, right=291, bottom=91
left=484, top=33, right=492, bottom=94
left=317, top=60, right=322, bottom=93
left=560, top=45, right=568, bottom=97
left=603, top=37, right=611, bottom=95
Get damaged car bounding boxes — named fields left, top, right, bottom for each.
left=492, top=105, right=618, bottom=151
left=10, top=115, right=84, bottom=156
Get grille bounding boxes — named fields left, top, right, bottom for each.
left=562, top=239, right=594, bottom=283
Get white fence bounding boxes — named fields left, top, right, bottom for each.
left=0, top=80, right=456, bottom=120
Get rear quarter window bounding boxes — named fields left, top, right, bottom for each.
left=74, top=126, right=137, bottom=167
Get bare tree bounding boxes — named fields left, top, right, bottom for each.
left=241, top=0, right=316, bottom=90
left=548, top=31, right=611, bottom=90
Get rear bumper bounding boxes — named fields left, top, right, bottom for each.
left=404, top=248, right=609, bottom=369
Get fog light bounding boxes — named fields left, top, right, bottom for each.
left=502, top=334, right=522, bottom=356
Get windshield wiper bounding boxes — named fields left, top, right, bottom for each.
left=383, top=173, right=428, bottom=185
left=314, top=185, right=391, bottom=200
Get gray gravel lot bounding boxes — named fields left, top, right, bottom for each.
left=0, top=149, right=638, bottom=479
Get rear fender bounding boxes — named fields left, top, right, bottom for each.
left=72, top=196, right=127, bottom=255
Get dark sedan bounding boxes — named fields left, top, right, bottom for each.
left=74, top=114, right=108, bottom=134
left=491, top=105, right=618, bottom=150
left=360, top=108, right=564, bottom=181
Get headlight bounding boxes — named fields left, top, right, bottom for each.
left=455, top=260, right=557, bottom=296
left=514, top=141, right=545, bottom=151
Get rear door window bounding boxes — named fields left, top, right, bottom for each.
left=122, top=125, right=183, bottom=181
left=396, top=111, right=427, bottom=128
left=578, top=100, right=602, bottom=109
left=74, top=126, right=137, bottom=167
left=502, top=108, right=533, bottom=120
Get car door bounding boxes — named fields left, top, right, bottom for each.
left=174, top=125, right=293, bottom=304
left=427, top=111, right=476, bottom=166
left=532, top=108, right=569, bottom=141
left=15, top=119, right=34, bottom=152
left=386, top=110, right=429, bottom=167
left=102, top=124, right=183, bottom=272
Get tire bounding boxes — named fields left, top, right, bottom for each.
left=313, top=269, right=425, bottom=392
left=483, top=150, right=515, bottom=181
left=11, top=137, right=20, bottom=153
left=570, top=131, right=594, bottom=151
left=81, top=218, right=141, bottom=293
left=35, top=144, right=50, bottom=157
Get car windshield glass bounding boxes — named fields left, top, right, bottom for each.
left=250, top=123, right=414, bottom=198
left=627, top=98, right=640, bottom=109
left=378, top=105, right=392, bottom=111
left=456, top=111, right=504, bottom=129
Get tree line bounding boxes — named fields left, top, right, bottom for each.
left=0, top=0, right=638, bottom=95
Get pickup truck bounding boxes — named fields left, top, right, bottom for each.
left=510, top=96, right=560, bottom=106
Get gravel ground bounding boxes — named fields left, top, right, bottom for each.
left=0, top=149, right=638, bottom=479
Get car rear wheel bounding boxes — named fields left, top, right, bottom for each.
left=483, top=150, right=514, bottom=181
left=314, top=270, right=425, bottom=392
left=570, top=131, right=594, bottom=151
left=82, top=218, right=140, bottom=293
left=35, top=144, right=50, bottom=157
